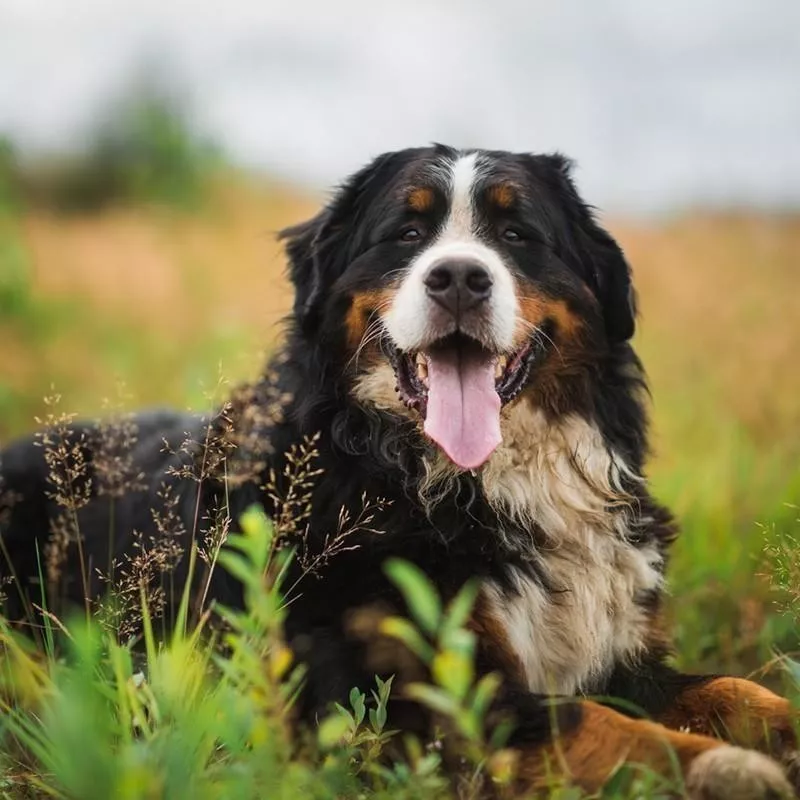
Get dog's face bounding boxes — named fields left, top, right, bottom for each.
left=282, top=145, right=635, bottom=471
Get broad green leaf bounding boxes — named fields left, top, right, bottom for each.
left=439, top=626, right=476, bottom=659
left=333, top=702, right=355, bottom=731
left=318, top=713, right=352, bottom=750
left=405, top=683, right=460, bottom=718
left=383, top=559, right=441, bottom=635
left=379, top=617, right=436, bottom=663
left=349, top=687, right=366, bottom=726
left=432, top=651, right=473, bottom=701
left=217, top=551, right=257, bottom=587
left=369, top=701, right=387, bottom=733
left=442, top=580, right=480, bottom=634
left=471, top=672, right=502, bottom=719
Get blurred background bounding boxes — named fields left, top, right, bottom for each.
left=1, top=1, right=799, bottom=677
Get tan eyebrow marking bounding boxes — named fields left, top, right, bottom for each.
left=487, top=182, right=517, bottom=209
left=407, top=187, right=435, bottom=212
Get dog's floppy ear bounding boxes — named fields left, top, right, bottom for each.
left=580, top=213, right=637, bottom=343
left=278, top=209, right=333, bottom=332
left=279, top=151, right=400, bottom=334
left=544, top=154, right=637, bottom=343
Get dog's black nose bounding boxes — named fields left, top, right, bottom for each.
left=423, top=260, right=493, bottom=316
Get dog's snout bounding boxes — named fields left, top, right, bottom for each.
left=423, top=260, right=493, bottom=316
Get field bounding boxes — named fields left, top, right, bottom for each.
left=1, top=169, right=800, bottom=796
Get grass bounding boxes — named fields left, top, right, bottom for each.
left=0, top=511, right=458, bottom=799
left=0, top=510, right=699, bottom=799
left=0, top=168, right=799, bottom=796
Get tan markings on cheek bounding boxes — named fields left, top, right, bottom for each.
left=345, top=288, right=396, bottom=351
left=487, top=182, right=516, bottom=209
left=407, top=187, right=435, bottom=212
left=514, top=292, right=582, bottom=346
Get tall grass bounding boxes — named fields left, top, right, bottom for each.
left=2, top=504, right=716, bottom=799
left=0, top=510, right=520, bottom=799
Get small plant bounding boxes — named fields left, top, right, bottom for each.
left=381, top=559, right=517, bottom=794
left=762, top=506, right=800, bottom=704
left=0, top=508, right=306, bottom=799
left=0, top=511, right=469, bottom=800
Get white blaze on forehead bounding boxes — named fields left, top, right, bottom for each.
left=383, top=151, right=518, bottom=354
left=444, top=151, right=481, bottom=239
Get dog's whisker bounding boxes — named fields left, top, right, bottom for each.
left=347, top=316, right=387, bottom=372
left=514, top=315, right=564, bottom=364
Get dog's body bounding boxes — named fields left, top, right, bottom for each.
left=1, top=146, right=797, bottom=797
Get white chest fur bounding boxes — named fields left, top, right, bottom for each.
left=483, top=538, right=661, bottom=695
left=477, top=405, right=663, bottom=696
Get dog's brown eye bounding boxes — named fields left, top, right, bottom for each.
left=400, top=227, right=423, bottom=242
left=502, top=227, right=522, bottom=243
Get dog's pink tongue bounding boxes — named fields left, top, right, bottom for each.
left=424, top=349, right=501, bottom=470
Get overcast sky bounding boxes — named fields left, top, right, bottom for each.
left=1, top=0, right=799, bottom=215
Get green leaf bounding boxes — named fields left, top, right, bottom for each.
left=442, top=580, right=480, bottom=634
left=349, top=687, right=366, bottom=726
left=439, top=626, right=476, bottom=659
left=599, top=763, right=639, bottom=797
left=172, top=543, right=198, bottom=643
left=379, top=617, right=436, bottom=663
left=432, top=651, right=473, bottom=701
left=369, top=700, right=388, bottom=733
left=318, top=713, right=352, bottom=750
left=405, top=683, right=460, bottom=718
left=375, top=674, right=394, bottom=705
left=489, top=717, right=516, bottom=750
left=333, top=702, right=355, bottom=731
left=383, top=559, right=442, bottom=635
left=237, top=506, right=275, bottom=571
left=216, top=550, right=256, bottom=588
left=470, top=672, right=502, bottom=720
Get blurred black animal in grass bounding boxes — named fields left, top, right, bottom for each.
left=2, top=145, right=798, bottom=797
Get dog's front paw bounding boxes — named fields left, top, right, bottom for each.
left=686, top=746, right=794, bottom=800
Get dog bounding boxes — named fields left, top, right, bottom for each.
left=1, top=145, right=798, bottom=797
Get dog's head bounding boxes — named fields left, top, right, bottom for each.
left=281, top=145, right=636, bottom=471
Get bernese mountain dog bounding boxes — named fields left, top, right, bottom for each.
left=1, top=145, right=798, bottom=797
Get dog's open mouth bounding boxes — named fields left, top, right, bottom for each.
left=388, top=333, right=543, bottom=470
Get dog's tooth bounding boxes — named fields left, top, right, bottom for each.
left=416, top=353, right=429, bottom=383
left=495, top=355, right=507, bottom=379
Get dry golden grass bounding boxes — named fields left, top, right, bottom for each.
left=621, top=214, right=800, bottom=444
left=21, top=176, right=314, bottom=339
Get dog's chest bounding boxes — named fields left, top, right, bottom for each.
left=477, top=408, right=663, bottom=695
left=483, top=537, right=660, bottom=695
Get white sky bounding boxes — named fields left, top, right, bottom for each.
left=1, top=0, right=799, bottom=214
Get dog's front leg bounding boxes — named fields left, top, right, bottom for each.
left=503, top=694, right=792, bottom=798
left=606, top=660, right=800, bottom=788
left=656, top=675, right=799, bottom=773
